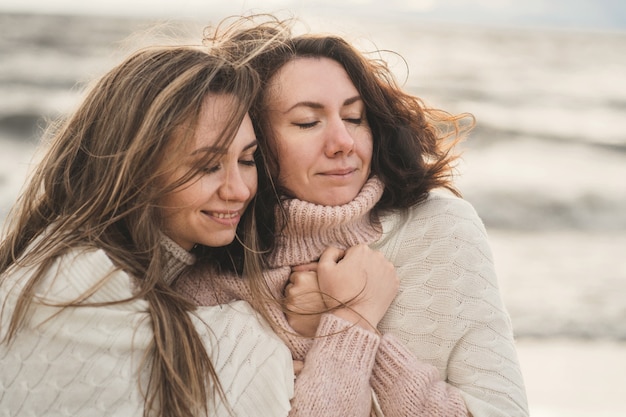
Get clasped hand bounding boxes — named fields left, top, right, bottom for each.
left=284, top=244, right=399, bottom=337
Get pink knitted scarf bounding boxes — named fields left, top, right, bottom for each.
left=267, top=177, right=385, bottom=268
left=259, top=177, right=385, bottom=359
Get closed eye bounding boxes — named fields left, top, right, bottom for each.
left=239, top=159, right=256, bottom=167
left=344, top=118, right=362, bottom=125
left=201, top=164, right=221, bottom=174
left=293, top=121, right=319, bottom=129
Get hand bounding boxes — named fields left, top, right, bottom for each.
left=284, top=263, right=325, bottom=337
left=317, top=245, right=399, bottom=331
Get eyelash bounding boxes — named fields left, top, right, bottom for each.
left=202, top=165, right=220, bottom=174
left=239, top=159, right=256, bottom=167
left=294, top=118, right=363, bottom=129
left=295, top=121, right=318, bottom=129
left=200, top=158, right=256, bottom=174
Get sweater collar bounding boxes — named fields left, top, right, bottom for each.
left=268, top=177, right=384, bottom=268
left=160, top=234, right=196, bottom=286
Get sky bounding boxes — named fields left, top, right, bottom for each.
left=1, top=0, right=625, bottom=31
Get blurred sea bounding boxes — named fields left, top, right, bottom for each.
left=1, top=12, right=625, bottom=341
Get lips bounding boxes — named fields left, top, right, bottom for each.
left=320, top=167, right=356, bottom=176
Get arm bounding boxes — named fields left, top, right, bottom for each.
left=285, top=245, right=399, bottom=416
left=371, top=333, right=468, bottom=416
left=285, top=244, right=469, bottom=417
left=288, top=313, right=380, bottom=417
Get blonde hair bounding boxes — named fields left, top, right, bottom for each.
left=0, top=45, right=260, bottom=416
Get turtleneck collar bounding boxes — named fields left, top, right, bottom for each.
left=268, top=177, right=385, bottom=268
left=159, top=234, right=196, bottom=286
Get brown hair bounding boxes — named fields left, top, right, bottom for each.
left=207, top=15, right=474, bottom=252
left=0, top=45, right=260, bottom=416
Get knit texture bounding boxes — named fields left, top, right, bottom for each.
left=0, top=240, right=293, bottom=416
left=175, top=177, right=529, bottom=416
left=372, top=193, right=529, bottom=416
left=268, top=176, right=384, bottom=267
left=160, top=233, right=196, bottom=285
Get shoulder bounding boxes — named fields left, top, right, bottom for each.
left=373, top=191, right=494, bottom=272
left=36, top=247, right=136, bottom=303
left=379, top=191, right=487, bottom=242
left=410, top=191, right=481, bottom=223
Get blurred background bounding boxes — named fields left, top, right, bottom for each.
left=1, top=1, right=625, bottom=415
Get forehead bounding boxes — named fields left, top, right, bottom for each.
left=269, top=57, right=358, bottom=103
left=180, top=94, right=236, bottom=149
left=165, top=94, right=232, bottom=158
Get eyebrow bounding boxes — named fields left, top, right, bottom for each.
left=191, top=139, right=258, bottom=156
left=284, top=95, right=362, bottom=114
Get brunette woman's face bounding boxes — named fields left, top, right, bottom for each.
left=266, top=57, right=373, bottom=206
left=159, top=94, right=258, bottom=251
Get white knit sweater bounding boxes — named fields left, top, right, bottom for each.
left=372, top=188, right=528, bottom=416
left=0, top=243, right=293, bottom=416
left=176, top=177, right=528, bottom=417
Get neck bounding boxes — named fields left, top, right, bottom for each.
left=268, top=177, right=385, bottom=267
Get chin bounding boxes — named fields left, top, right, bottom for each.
left=326, top=191, right=361, bottom=206
left=202, top=234, right=238, bottom=248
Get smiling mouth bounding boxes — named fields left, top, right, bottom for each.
left=207, top=211, right=240, bottom=219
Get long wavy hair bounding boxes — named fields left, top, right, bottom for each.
left=0, top=45, right=261, bottom=416
left=206, top=15, right=474, bottom=254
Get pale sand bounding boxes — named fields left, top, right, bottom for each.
left=516, top=338, right=626, bottom=416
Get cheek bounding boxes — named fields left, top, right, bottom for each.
left=359, top=131, right=374, bottom=165
left=160, top=190, right=192, bottom=216
left=276, top=152, right=306, bottom=188
left=277, top=140, right=315, bottom=175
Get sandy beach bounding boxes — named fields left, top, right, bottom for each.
left=517, top=338, right=626, bottom=416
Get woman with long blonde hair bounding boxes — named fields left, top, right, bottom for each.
left=0, top=44, right=293, bottom=417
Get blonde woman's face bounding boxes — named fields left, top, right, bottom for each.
left=266, top=57, right=373, bottom=206
left=159, top=94, right=258, bottom=251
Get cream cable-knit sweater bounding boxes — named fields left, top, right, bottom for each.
left=176, top=178, right=528, bottom=416
left=0, top=237, right=294, bottom=417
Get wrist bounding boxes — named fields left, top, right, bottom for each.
left=332, top=308, right=378, bottom=333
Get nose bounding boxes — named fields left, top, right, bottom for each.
left=324, top=118, right=355, bottom=157
left=218, top=165, right=253, bottom=202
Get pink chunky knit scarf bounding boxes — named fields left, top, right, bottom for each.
left=267, top=177, right=385, bottom=268
left=259, top=177, right=385, bottom=359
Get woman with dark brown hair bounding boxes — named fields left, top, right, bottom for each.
left=177, top=15, right=529, bottom=417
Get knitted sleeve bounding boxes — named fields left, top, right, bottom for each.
left=372, top=193, right=529, bottom=417
left=289, top=313, right=380, bottom=417
left=371, top=334, right=467, bottom=416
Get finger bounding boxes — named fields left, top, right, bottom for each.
left=292, top=262, right=318, bottom=272
left=319, top=246, right=345, bottom=265
left=288, top=270, right=317, bottom=286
